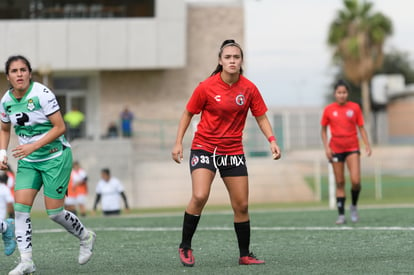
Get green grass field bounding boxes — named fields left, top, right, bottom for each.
left=306, top=175, right=414, bottom=204
left=1, top=206, right=413, bottom=275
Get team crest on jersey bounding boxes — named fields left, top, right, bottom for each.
left=27, top=99, right=35, bottom=111
left=235, top=94, right=245, bottom=106
left=191, top=155, right=199, bottom=167
left=346, top=109, right=354, bottom=118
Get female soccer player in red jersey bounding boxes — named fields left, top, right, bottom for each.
left=321, top=80, right=372, bottom=225
left=172, top=39, right=281, bottom=267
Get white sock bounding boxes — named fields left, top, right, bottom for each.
left=15, top=211, right=33, bottom=255
left=21, top=251, right=33, bottom=262
left=49, top=209, right=88, bottom=239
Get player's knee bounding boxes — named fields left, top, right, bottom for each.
left=233, top=201, right=248, bottom=215
left=191, top=193, right=209, bottom=207
left=335, top=181, right=345, bottom=189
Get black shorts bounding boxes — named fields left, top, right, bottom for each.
left=331, top=150, right=360, bottom=163
left=189, top=150, right=248, bottom=177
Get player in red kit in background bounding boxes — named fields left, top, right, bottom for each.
left=321, top=79, right=372, bottom=225
left=172, top=39, right=281, bottom=267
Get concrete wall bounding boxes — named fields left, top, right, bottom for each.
left=98, top=3, right=245, bottom=135
left=387, top=96, right=414, bottom=143
left=0, top=0, right=186, bottom=71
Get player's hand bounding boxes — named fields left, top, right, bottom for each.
left=171, top=143, right=184, bottom=164
left=325, top=147, right=333, bottom=161
left=366, top=146, right=372, bottom=157
left=0, top=162, right=8, bottom=170
left=0, top=150, right=8, bottom=170
left=12, top=144, right=36, bottom=160
left=270, top=142, right=281, bottom=160
left=0, top=149, right=8, bottom=170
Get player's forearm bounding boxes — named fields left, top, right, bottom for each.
left=359, top=127, right=371, bottom=149
left=0, top=124, right=11, bottom=150
left=121, top=192, right=129, bottom=209
left=255, top=114, right=275, bottom=140
left=320, top=127, right=329, bottom=149
left=32, top=124, right=66, bottom=151
left=174, top=110, right=193, bottom=144
left=93, top=194, right=101, bottom=210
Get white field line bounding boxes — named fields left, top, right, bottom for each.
left=35, top=226, right=414, bottom=234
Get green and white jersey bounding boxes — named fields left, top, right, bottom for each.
left=0, top=81, right=71, bottom=162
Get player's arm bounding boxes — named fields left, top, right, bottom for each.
left=0, top=121, right=11, bottom=169
left=120, top=191, right=129, bottom=210
left=12, top=111, right=66, bottom=159
left=172, top=110, right=194, bottom=163
left=358, top=125, right=372, bottom=156
left=321, top=125, right=332, bottom=160
left=93, top=193, right=101, bottom=211
left=254, top=114, right=281, bottom=160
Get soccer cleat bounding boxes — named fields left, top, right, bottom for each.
left=78, top=230, right=96, bottom=265
left=350, top=205, right=359, bottom=223
left=8, top=260, right=36, bottom=275
left=239, top=252, right=265, bottom=265
left=2, top=218, right=17, bottom=256
left=335, top=215, right=346, bottom=225
left=178, top=248, right=195, bottom=267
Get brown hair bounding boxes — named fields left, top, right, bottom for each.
left=5, top=55, right=32, bottom=75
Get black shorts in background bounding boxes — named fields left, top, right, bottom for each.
left=331, top=150, right=360, bottom=162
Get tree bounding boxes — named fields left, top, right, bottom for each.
left=327, top=0, right=393, bottom=133
left=327, top=50, right=414, bottom=109
left=376, top=49, right=414, bottom=84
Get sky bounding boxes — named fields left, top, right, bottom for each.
left=243, top=0, right=414, bottom=108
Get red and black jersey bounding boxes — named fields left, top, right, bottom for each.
left=321, top=101, right=364, bottom=153
left=186, top=73, right=268, bottom=155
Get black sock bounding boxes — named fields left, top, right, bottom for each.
left=179, top=212, right=200, bottom=249
left=234, top=220, right=250, bottom=257
left=351, top=187, right=361, bottom=206
left=336, top=197, right=346, bottom=215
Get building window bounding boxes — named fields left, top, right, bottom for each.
left=0, top=0, right=155, bottom=20
left=53, top=76, right=88, bottom=90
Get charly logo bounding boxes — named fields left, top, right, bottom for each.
left=56, top=186, right=64, bottom=194
left=27, top=99, right=35, bottom=111
left=214, top=95, right=221, bottom=102
left=191, top=155, right=199, bottom=167
left=235, top=94, right=245, bottom=106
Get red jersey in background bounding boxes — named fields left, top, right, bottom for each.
left=321, top=101, right=364, bottom=153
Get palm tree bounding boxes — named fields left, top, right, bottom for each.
left=327, top=0, right=392, bottom=135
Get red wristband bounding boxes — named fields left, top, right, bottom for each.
left=268, top=136, right=276, bottom=143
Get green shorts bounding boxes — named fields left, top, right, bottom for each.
left=15, top=147, right=73, bottom=200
